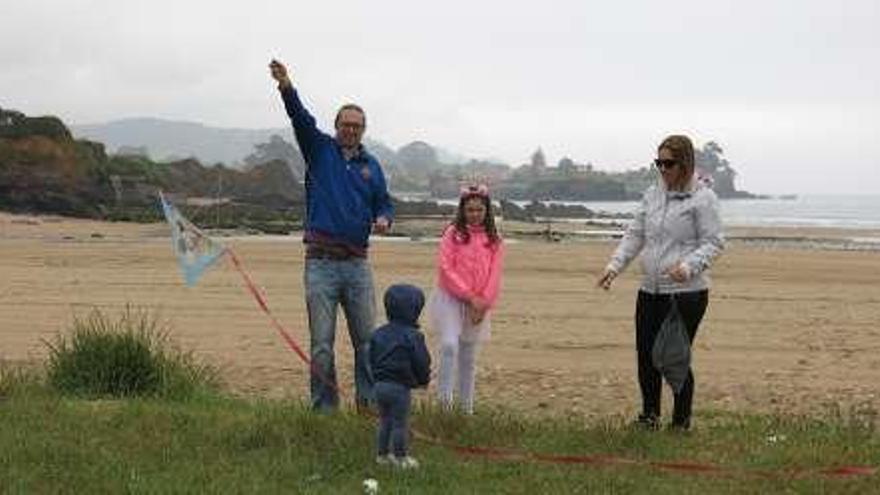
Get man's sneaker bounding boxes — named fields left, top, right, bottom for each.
left=375, top=454, right=394, bottom=466
left=392, top=455, right=420, bottom=469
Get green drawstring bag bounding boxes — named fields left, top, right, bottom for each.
left=651, top=297, right=691, bottom=394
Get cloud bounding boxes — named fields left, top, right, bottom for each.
left=1, top=0, right=878, bottom=193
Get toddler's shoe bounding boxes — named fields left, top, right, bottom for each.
left=392, top=455, right=420, bottom=469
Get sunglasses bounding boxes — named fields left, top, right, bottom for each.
left=654, top=158, right=679, bottom=170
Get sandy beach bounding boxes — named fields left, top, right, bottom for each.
left=1, top=212, right=879, bottom=421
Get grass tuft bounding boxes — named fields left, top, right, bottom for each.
left=0, top=364, right=45, bottom=400
left=44, top=306, right=218, bottom=399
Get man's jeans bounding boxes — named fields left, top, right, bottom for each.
left=375, top=381, right=412, bottom=457
left=304, top=257, right=376, bottom=411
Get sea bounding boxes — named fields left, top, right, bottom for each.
left=508, top=195, right=880, bottom=230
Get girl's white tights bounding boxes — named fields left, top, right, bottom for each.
left=438, top=339, right=478, bottom=414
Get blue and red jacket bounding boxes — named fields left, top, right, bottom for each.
left=280, top=85, right=394, bottom=250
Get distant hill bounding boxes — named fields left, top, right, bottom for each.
left=70, top=117, right=754, bottom=201
left=69, top=117, right=478, bottom=194
left=72, top=118, right=288, bottom=166
left=1, top=107, right=305, bottom=231
left=71, top=118, right=466, bottom=169
left=0, top=105, right=591, bottom=229
left=2, top=105, right=757, bottom=232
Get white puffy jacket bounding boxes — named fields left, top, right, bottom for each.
left=606, top=180, right=725, bottom=294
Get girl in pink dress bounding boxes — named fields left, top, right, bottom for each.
left=429, top=184, right=505, bottom=414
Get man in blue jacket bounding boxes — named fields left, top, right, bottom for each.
left=270, top=59, right=394, bottom=412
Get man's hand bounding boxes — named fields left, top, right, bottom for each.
left=373, top=216, right=391, bottom=235
left=269, top=59, right=292, bottom=88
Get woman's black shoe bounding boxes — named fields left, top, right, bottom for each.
left=633, top=414, right=660, bottom=431
left=668, top=418, right=691, bottom=432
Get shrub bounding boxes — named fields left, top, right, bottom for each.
left=45, top=307, right=218, bottom=399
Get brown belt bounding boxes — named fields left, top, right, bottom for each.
left=305, top=244, right=365, bottom=260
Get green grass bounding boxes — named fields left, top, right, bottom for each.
left=0, top=379, right=877, bottom=494
left=1, top=308, right=877, bottom=493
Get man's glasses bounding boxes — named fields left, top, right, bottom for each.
left=338, top=122, right=364, bottom=131
left=654, top=159, right=679, bottom=170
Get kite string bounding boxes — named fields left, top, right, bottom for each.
left=226, top=248, right=341, bottom=395
left=223, top=247, right=876, bottom=480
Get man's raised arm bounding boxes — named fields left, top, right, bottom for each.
left=269, top=59, right=323, bottom=158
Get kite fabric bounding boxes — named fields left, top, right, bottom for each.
left=159, top=192, right=227, bottom=286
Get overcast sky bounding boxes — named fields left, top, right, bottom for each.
left=2, top=1, right=878, bottom=194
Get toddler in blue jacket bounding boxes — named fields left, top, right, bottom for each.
left=369, top=284, right=431, bottom=469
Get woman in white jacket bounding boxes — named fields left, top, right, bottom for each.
left=598, top=135, right=724, bottom=431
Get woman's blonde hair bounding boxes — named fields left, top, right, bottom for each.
left=658, top=135, right=695, bottom=180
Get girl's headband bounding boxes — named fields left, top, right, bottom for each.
left=459, top=183, right=490, bottom=199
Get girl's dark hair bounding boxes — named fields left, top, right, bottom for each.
left=452, top=193, right=500, bottom=246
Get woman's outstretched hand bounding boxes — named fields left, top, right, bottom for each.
left=597, top=268, right=617, bottom=290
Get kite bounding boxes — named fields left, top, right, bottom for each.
left=159, top=191, right=227, bottom=287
